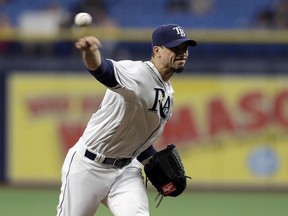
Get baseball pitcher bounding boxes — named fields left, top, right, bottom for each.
left=56, top=24, right=197, bottom=216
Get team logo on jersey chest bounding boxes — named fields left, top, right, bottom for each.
left=149, top=88, right=171, bottom=119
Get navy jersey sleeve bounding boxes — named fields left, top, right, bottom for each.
left=88, top=57, right=118, bottom=87
left=137, top=145, right=157, bottom=162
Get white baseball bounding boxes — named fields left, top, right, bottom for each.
left=74, top=12, right=92, bottom=26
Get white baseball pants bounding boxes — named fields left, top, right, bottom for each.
left=56, top=141, right=149, bottom=216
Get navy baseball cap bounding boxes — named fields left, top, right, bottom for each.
left=152, top=24, right=197, bottom=48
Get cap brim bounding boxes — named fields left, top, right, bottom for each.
left=164, top=39, right=197, bottom=48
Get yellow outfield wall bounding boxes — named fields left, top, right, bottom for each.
left=7, top=73, right=288, bottom=186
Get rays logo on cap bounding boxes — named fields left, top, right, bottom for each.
left=173, top=27, right=186, bottom=37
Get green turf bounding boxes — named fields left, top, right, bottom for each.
left=0, top=187, right=287, bottom=216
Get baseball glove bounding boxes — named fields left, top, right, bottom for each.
left=144, top=144, right=190, bottom=207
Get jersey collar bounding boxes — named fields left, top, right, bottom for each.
left=145, top=61, right=174, bottom=94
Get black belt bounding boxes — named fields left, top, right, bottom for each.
left=84, top=149, right=132, bottom=168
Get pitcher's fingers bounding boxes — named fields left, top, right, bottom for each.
left=75, top=37, right=102, bottom=50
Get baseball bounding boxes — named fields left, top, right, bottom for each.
left=74, top=12, right=92, bottom=26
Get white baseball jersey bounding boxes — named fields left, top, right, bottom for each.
left=80, top=60, right=174, bottom=158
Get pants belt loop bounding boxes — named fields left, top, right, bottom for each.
left=78, top=141, right=106, bottom=164
left=95, top=153, right=105, bottom=163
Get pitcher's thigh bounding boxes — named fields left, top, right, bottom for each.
left=57, top=151, right=114, bottom=216
left=105, top=161, right=149, bottom=216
